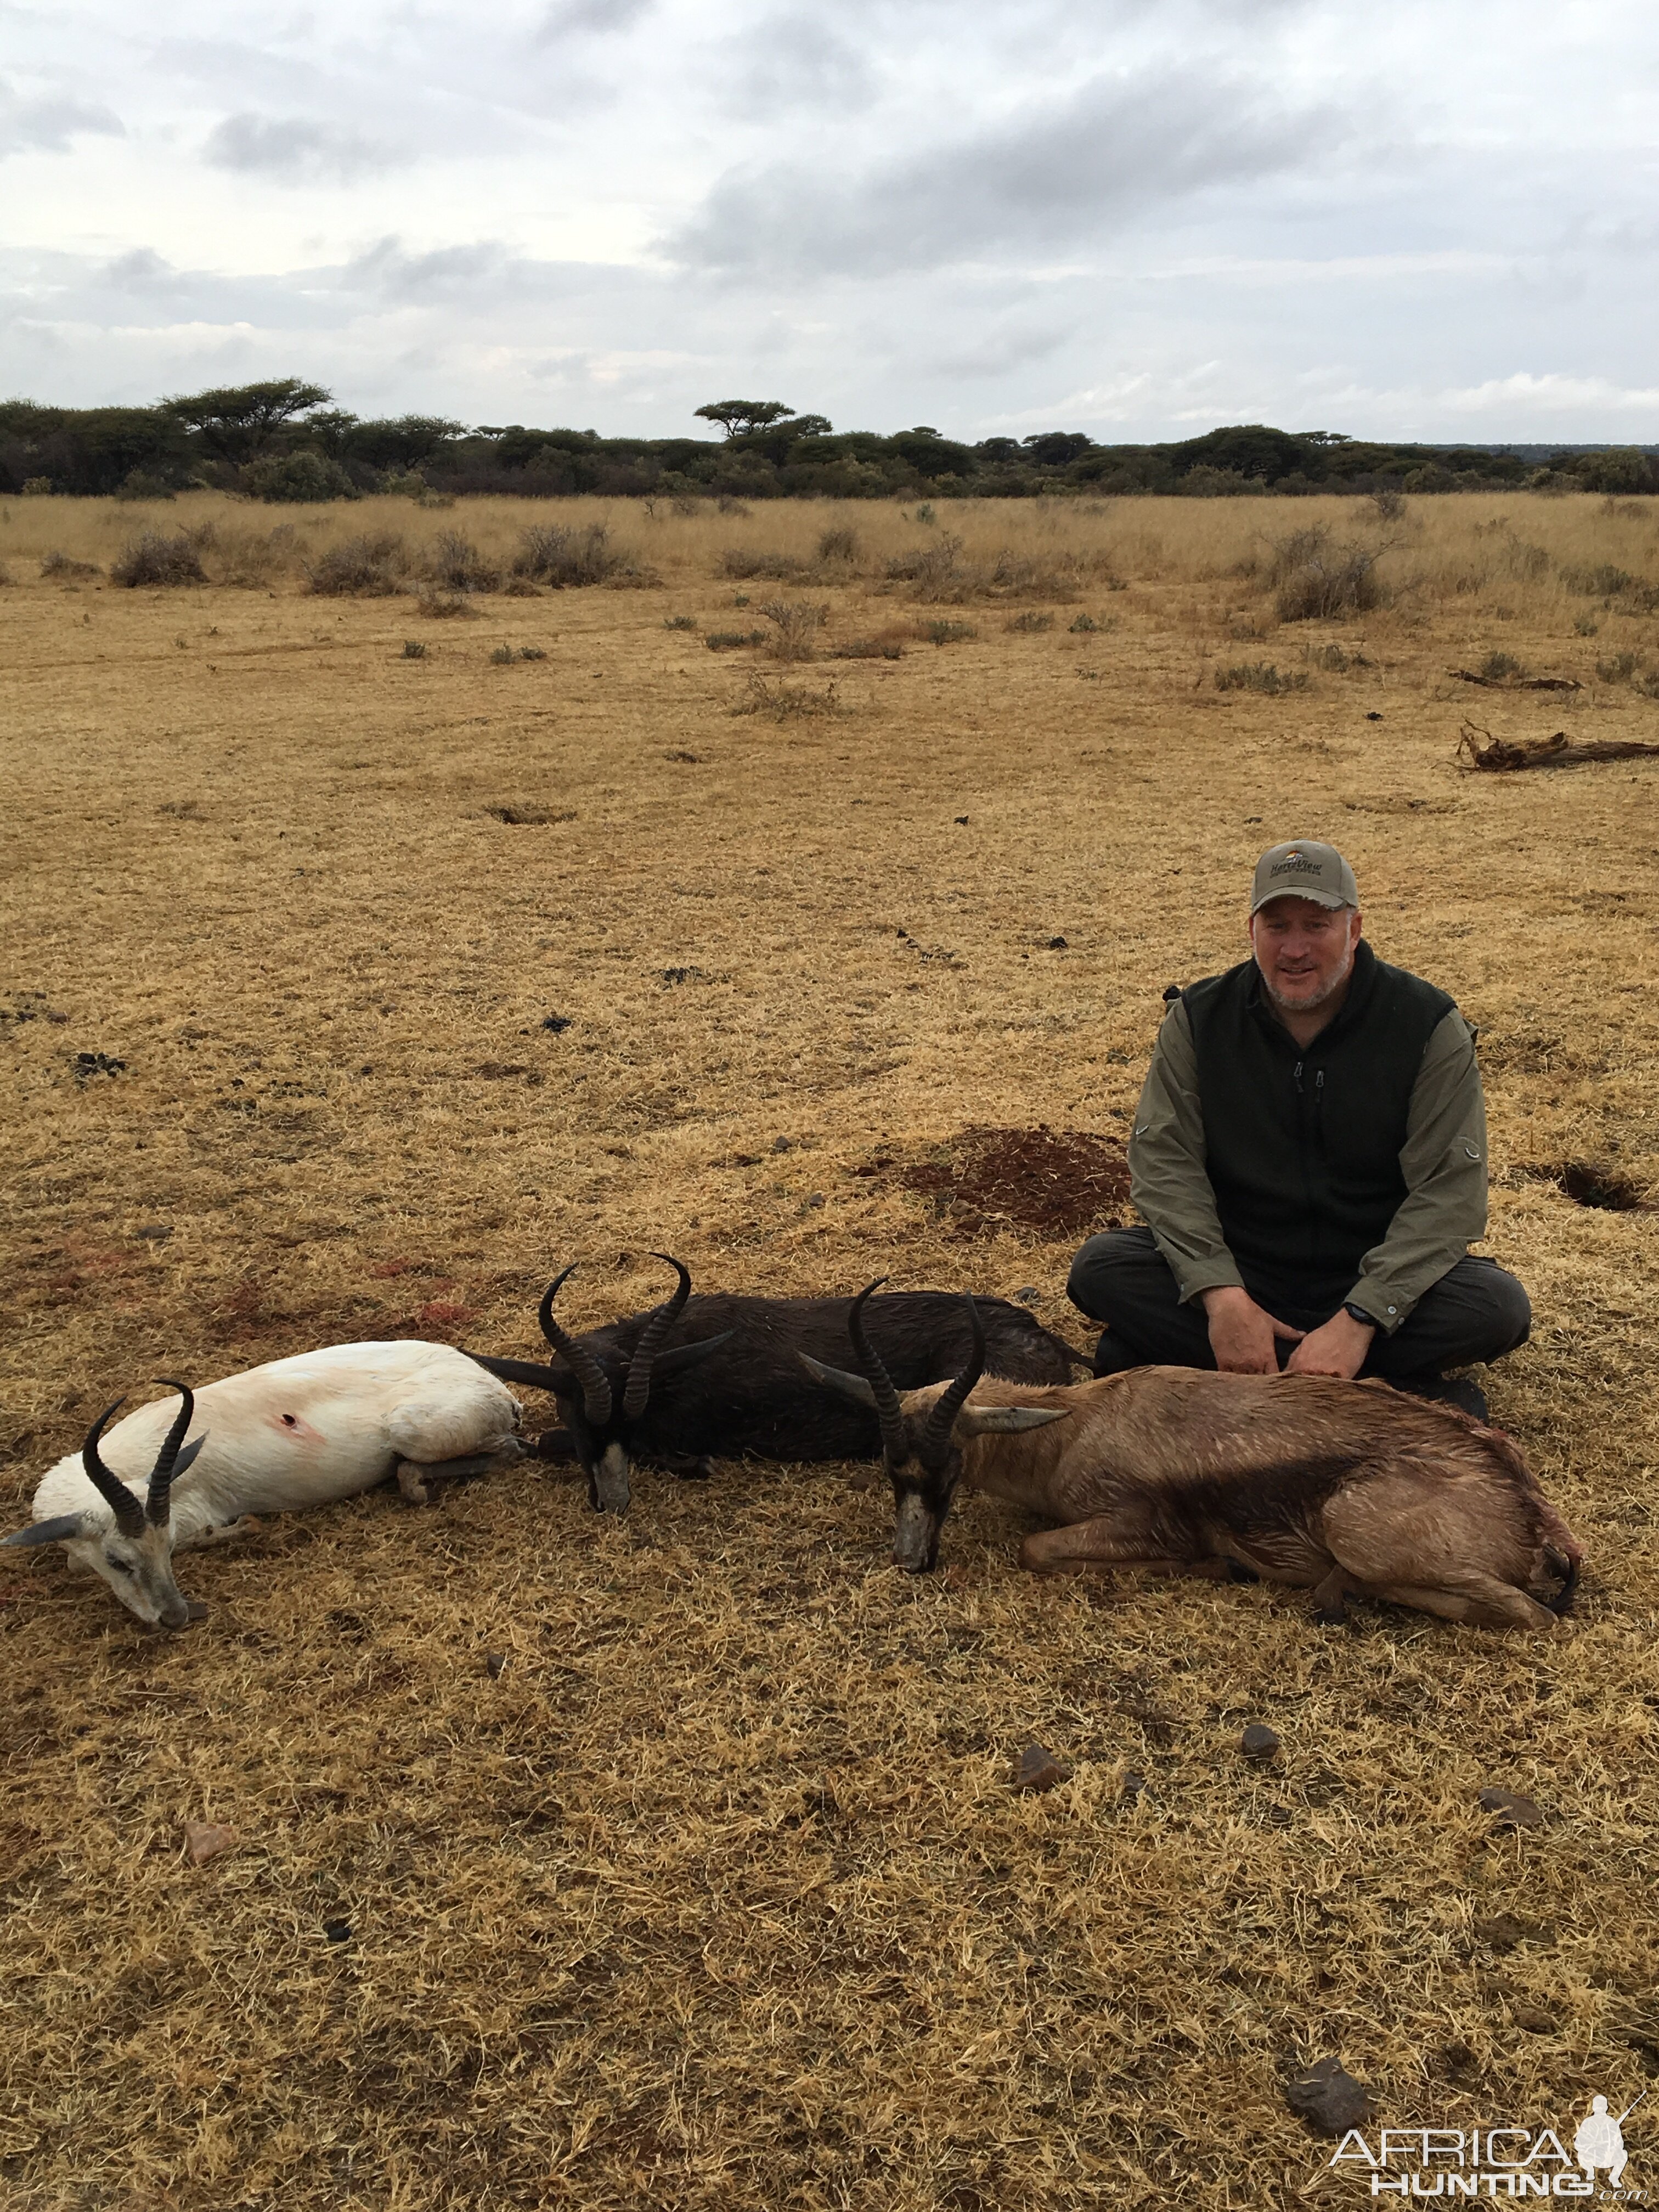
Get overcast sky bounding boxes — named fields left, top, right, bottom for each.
left=3, top=0, right=1657, bottom=441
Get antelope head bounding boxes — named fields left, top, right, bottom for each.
left=4, top=1385, right=209, bottom=1627
left=471, top=1255, right=729, bottom=1512
left=802, top=1281, right=1067, bottom=1572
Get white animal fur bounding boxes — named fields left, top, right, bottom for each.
left=16, top=1340, right=522, bottom=1625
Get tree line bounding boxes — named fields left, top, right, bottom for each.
left=2, top=380, right=1654, bottom=501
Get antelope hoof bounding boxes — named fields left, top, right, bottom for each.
left=394, top=1461, right=432, bottom=1506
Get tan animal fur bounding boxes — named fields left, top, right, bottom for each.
left=900, top=1368, right=1582, bottom=1631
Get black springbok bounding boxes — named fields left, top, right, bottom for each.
left=470, top=1257, right=1079, bottom=1512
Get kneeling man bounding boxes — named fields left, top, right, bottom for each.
left=1069, top=840, right=1529, bottom=1419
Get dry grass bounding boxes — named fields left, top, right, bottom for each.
left=1, top=489, right=1657, bottom=2210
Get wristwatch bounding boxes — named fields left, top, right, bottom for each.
left=1341, top=1302, right=1377, bottom=1329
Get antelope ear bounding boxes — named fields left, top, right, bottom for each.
left=957, top=1406, right=1071, bottom=1437
left=646, top=1330, right=734, bottom=1382
left=2, top=1513, right=91, bottom=1548
left=466, top=1353, right=581, bottom=1398
left=797, top=1352, right=878, bottom=1408
left=171, top=1436, right=208, bottom=1479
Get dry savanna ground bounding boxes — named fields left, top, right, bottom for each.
left=2, top=488, right=1657, bottom=2211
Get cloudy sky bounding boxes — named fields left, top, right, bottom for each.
left=3, top=0, right=1657, bottom=442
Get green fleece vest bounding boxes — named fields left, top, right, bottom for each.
left=1181, top=941, right=1454, bottom=1316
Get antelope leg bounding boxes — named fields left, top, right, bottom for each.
left=395, top=1443, right=523, bottom=1505
left=174, top=1515, right=263, bottom=1552
left=1020, top=1517, right=1196, bottom=1576
left=1369, top=1575, right=1563, bottom=1633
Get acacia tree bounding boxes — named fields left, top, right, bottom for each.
left=693, top=399, right=797, bottom=439
left=164, top=377, right=332, bottom=463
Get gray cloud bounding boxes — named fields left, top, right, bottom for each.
left=712, top=12, right=874, bottom=120
left=0, top=77, right=122, bottom=159
left=666, top=63, right=1345, bottom=276
left=203, top=112, right=404, bottom=184
left=540, top=0, right=654, bottom=38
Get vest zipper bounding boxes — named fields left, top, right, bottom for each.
left=1293, top=1060, right=1317, bottom=1280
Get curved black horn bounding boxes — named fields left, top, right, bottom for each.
left=146, top=1380, right=195, bottom=1527
left=622, top=1254, right=693, bottom=1420
left=918, top=1294, right=986, bottom=1469
left=81, top=1400, right=145, bottom=1538
left=847, top=1278, right=909, bottom=1468
left=538, top=1267, right=612, bottom=1425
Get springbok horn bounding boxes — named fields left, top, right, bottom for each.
left=145, top=1380, right=195, bottom=1527
left=918, top=1294, right=986, bottom=1469
left=538, top=1267, right=613, bottom=1425
left=847, top=1278, right=909, bottom=1468
left=81, top=1400, right=146, bottom=1538
left=622, top=1254, right=693, bottom=1420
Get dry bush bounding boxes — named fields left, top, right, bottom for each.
left=41, top=550, right=100, bottom=579
left=1270, top=525, right=1383, bottom=621
left=759, top=599, right=828, bottom=661
left=425, top=529, right=499, bottom=594
left=306, top=533, right=407, bottom=597
left=110, top=527, right=210, bottom=588
left=884, top=532, right=964, bottom=594
left=1005, top=610, right=1054, bottom=633
left=213, top=526, right=297, bottom=588
left=816, top=526, right=860, bottom=566
left=513, top=522, right=628, bottom=588
left=719, top=546, right=802, bottom=581
left=918, top=617, right=977, bottom=644
left=733, top=671, right=843, bottom=719
left=705, top=628, right=768, bottom=651
left=831, top=635, right=905, bottom=660
left=1214, top=661, right=1309, bottom=694
left=416, top=589, right=478, bottom=619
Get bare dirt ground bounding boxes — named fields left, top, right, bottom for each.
left=2, top=490, right=1656, bottom=2209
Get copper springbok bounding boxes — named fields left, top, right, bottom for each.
left=803, top=1285, right=1582, bottom=1632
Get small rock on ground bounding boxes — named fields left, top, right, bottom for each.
left=1478, top=1788, right=1543, bottom=1830
left=1013, top=1743, right=1072, bottom=1792
left=1286, top=2056, right=1372, bottom=2136
left=183, top=1819, right=238, bottom=1865
left=1240, top=1723, right=1282, bottom=1760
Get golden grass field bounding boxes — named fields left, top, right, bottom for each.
left=1, top=488, right=1656, bottom=2210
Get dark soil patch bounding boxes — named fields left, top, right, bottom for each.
left=896, top=1124, right=1131, bottom=1241
left=1525, top=1159, right=1646, bottom=1212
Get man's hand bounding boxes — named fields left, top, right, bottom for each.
left=1200, top=1285, right=1306, bottom=1374
left=1285, top=1308, right=1375, bottom=1379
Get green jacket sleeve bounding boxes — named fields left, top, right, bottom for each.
left=1344, top=1008, right=1488, bottom=1333
left=1127, top=1000, right=1246, bottom=1304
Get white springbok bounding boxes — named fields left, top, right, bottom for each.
left=4, top=1341, right=523, bottom=1629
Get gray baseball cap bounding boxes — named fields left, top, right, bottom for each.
left=1250, top=839, right=1359, bottom=913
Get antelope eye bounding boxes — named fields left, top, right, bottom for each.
left=104, top=1555, right=135, bottom=1576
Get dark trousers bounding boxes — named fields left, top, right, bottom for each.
left=1067, top=1227, right=1530, bottom=1382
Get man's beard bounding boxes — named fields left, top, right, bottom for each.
left=1261, top=943, right=1355, bottom=1014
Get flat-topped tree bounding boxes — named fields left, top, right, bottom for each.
left=163, top=376, right=332, bottom=463
left=694, top=399, right=797, bottom=439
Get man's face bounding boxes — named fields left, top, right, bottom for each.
left=1250, top=896, right=1362, bottom=1014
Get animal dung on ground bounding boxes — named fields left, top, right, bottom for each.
left=899, top=1124, right=1131, bottom=1242
left=1472, top=1912, right=1531, bottom=1950
left=540, top=1012, right=572, bottom=1034
left=1012, top=1742, right=1072, bottom=1792
left=1478, top=1787, right=1544, bottom=1830
left=485, top=1649, right=508, bottom=1679
left=183, top=1819, right=239, bottom=1865
left=1286, top=2056, right=1373, bottom=2137
left=323, top=1918, right=352, bottom=1945
left=72, top=1052, right=125, bottom=1081
left=1240, top=1722, right=1282, bottom=1762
